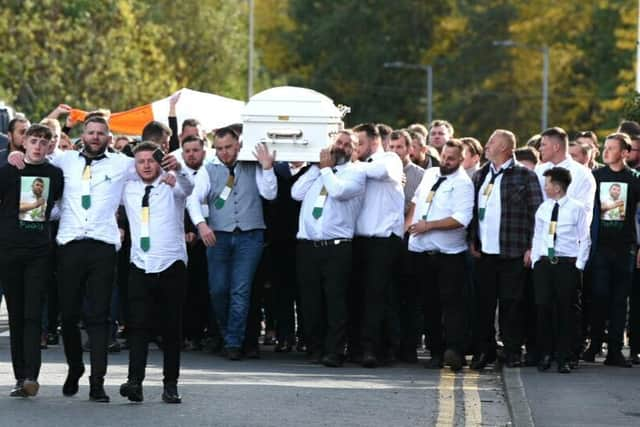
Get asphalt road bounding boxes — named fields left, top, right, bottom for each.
left=0, top=300, right=509, bottom=427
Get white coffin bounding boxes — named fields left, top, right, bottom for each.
left=239, top=86, right=348, bottom=162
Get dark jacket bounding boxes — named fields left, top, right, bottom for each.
left=469, top=158, right=543, bottom=258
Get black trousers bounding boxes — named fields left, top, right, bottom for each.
left=127, top=261, right=186, bottom=384
left=629, top=267, right=640, bottom=355
left=58, top=239, right=116, bottom=382
left=395, top=238, right=421, bottom=356
left=474, top=255, right=526, bottom=356
left=414, top=251, right=467, bottom=356
left=272, top=239, right=301, bottom=343
left=350, top=236, right=402, bottom=355
left=0, top=247, right=50, bottom=381
left=183, top=240, right=209, bottom=341
left=297, top=240, right=352, bottom=356
left=533, top=259, right=581, bottom=360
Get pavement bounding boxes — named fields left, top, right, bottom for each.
left=0, top=319, right=510, bottom=427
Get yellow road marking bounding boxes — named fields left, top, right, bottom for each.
left=463, top=371, right=483, bottom=426
left=435, top=371, right=456, bottom=426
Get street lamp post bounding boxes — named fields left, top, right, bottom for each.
left=493, top=40, right=549, bottom=131
left=383, top=61, right=433, bottom=124
left=248, top=0, right=255, bottom=100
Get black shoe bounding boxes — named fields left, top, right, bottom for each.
left=504, top=353, right=522, bottom=368
left=581, top=346, right=598, bottom=362
left=226, top=347, right=242, bottom=361
left=362, top=351, right=378, bottom=368
left=537, top=355, right=552, bottom=372
left=162, top=383, right=182, bottom=404
left=262, top=335, right=276, bottom=346
left=119, top=381, right=143, bottom=402
left=275, top=340, right=292, bottom=353
left=604, top=351, right=633, bottom=368
left=89, top=383, right=110, bottom=403
left=444, top=349, right=463, bottom=372
left=307, top=351, right=323, bottom=364
left=557, top=361, right=571, bottom=374
left=424, top=355, right=444, bottom=369
left=63, top=365, right=85, bottom=396
left=10, top=380, right=26, bottom=397
left=470, top=353, right=492, bottom=371
left=244, top=347, right=260, bottom=359
left=296, top=341, right=308, bottom=353
left=632, top=353, right=640, bottom=365
left=322, top=353, right=343, bottom=368
left=108, top=341, right=121, bottom=353
left=47, top=333, right=59, bottom=346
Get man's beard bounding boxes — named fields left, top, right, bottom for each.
left=439, top=164, right=459, bottom=175
left=333, top=148, right=350, bottom=165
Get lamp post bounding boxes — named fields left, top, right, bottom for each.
left=493, top=40, right=549, bottom=131
left=383, top=61, right=433, bottom=124
left=248, top=0, right=255, bottom=100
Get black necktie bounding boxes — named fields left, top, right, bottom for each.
left=550, top=201, right=559, bottom=245
left=367, top=158, right=373, bottom=163
left=489, top=167, right=504, bottom=185
left=430, top=176, right=447, bottom=193
left=142, top=185, right=153, bottom=208
left=80, top=152, right=107, bottom=210
left=80, top=152, right=107, bottom=166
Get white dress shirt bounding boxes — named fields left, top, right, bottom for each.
left=531, top=195, right=591, bottom=270
left=51, top=150, right=134, bottom=250
left=408, top=166, right=474, bottom=254
left=535, top=157, right=596, bottom=223
left=292, top=163, right=366, bottom=240
left=478, top=159, right=514, bottom=255
left=187, top=163, right=277, bottom=227
left=355, top=150, right=405, bottom=238
left=123, top=171, right=194, bottom=273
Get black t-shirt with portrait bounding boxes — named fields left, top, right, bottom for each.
left=0, top=162, right=64, bottom=252
left=593, top=165, right=640, bottom=248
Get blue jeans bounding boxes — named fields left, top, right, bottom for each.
left=207, top=230, right=264, bottom=349
left=590, top=245, right=635, bottom=353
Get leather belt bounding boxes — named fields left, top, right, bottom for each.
left=300, top=238, right=352, bottom=248
left=539, top=256, right=577, bottom=265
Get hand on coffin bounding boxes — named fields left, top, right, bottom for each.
left=253, top=143, right=275, bottom=170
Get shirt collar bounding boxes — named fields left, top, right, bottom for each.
left=556, top=195, right=569, bottom=207
left=490, top=158, right=514, bottom=173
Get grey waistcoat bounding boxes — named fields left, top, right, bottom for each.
left=206, top=161, right=265, bottom=232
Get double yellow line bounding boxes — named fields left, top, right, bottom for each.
left=435, top=370, right=482, bottom=427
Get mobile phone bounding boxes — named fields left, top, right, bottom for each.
left=152, top=148, right=166, bottom=169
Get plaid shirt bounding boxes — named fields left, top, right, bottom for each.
left=469, top=158, right=543, bottom=258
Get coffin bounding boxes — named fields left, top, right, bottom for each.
left=239, top=86, right=348, bottom=162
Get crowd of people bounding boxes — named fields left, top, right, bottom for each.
left=2, top=95, right=640, bottom=404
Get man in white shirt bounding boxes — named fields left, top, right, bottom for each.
left=291, top=131, right=365, bottom=367
left=531, top=167, right=590, bottom=374
left=118, top=141, right=193, bottom=404
left=350, top=123, right=404, bottom=368
left=406, top=139, right=474, bottom=371
left=535, top=127, right=596, bottom=220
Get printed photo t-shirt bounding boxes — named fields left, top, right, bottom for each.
left=0, top=162, right=64, bottom=251
left=594, top=165, right=640, bottom=248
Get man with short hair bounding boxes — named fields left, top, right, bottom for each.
left=292, top=133, right=365, bottom=367
left=409, top=130, right=439, bottom=170
left=118, top=141, right=193, bottom=404
left=0, top=124, right=63, bottom=397
left=388, top=130, right=425, bottom=214
left=568, top=141, right=592, bottom=167
left=469, top=129, right=543, bottom=369
left=350, top=123, right=404, bottom=368
left=406, top=139, right=474, bottom=371
left=460, top=137, right=483, bottom=177
left=583, top=133, right=640, bottom=367
left=627, top=135, right=640, bottom=170
left=187, top=127, right=277, bottom=361
left=531, top=167, right=590, bottom=374
left=0, top=116, right=31, bottom=167
left=575, top=130, right=602, bottom=170
left=142, top=120, right=172, bottom=154
left=428, top=120, right=454, bottom=153
left=377, top=123, right=393, bottom=151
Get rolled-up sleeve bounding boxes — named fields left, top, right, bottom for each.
left=450, top=179, right=475, bottom=228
